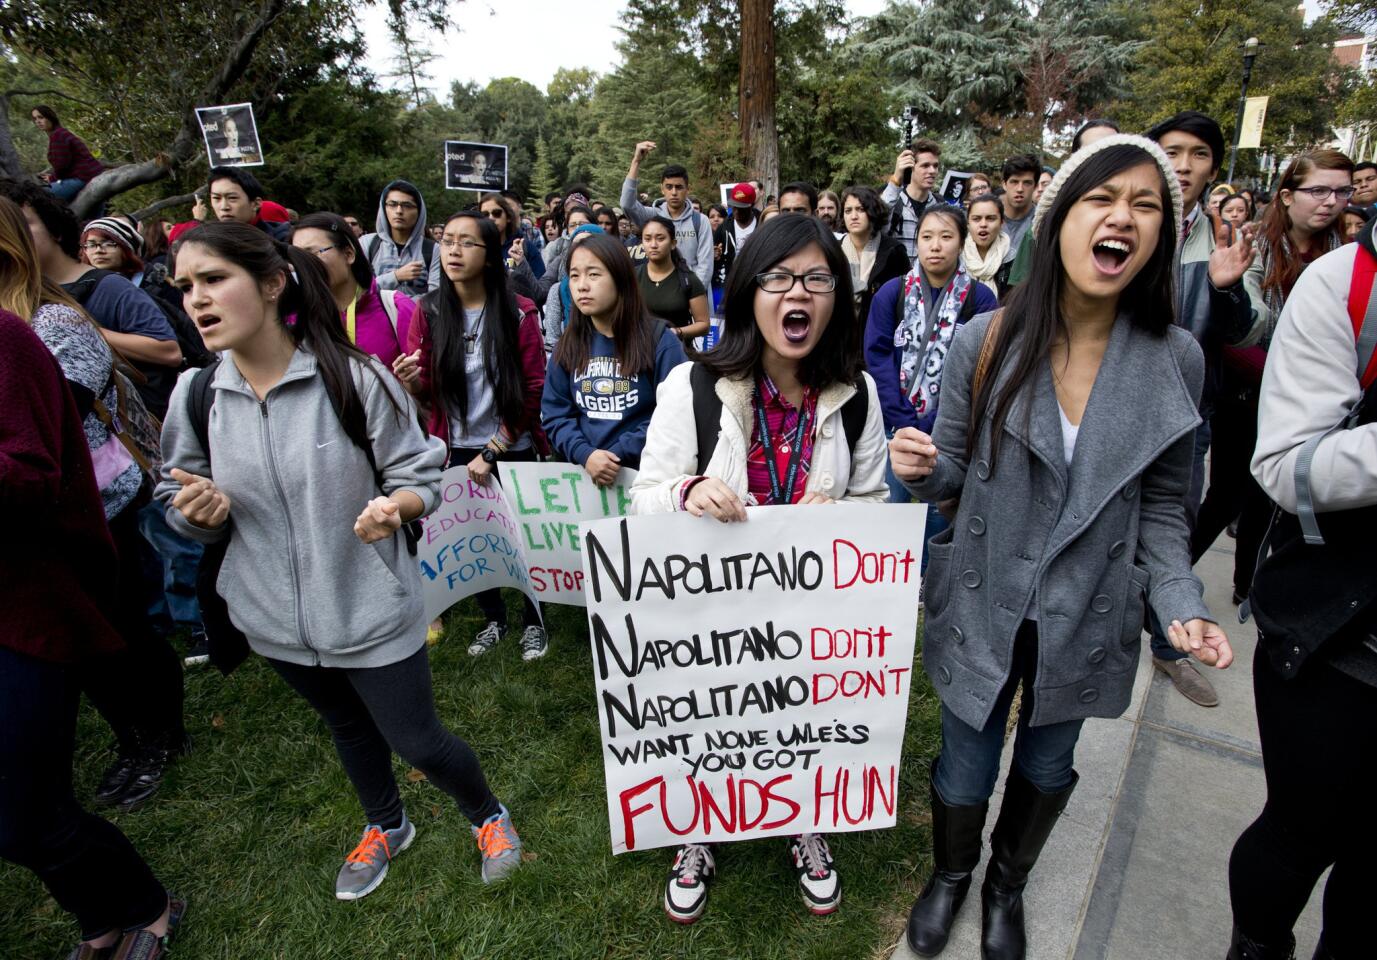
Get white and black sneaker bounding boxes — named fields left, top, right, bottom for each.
left=519, top=625, right=548, bottom=661
left=789, top=833, right=841, bottom=915
left=467, top=622, right=506, bottom=657
left=663, top=843, right=715, bottom=924
left=183, top=632, right=210, bottom=667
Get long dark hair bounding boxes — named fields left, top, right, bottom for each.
left=553, top=233, right=656, bottom=375
left=291, top=212, right=374, bottom=290
left=170, top=221, right=402, bottom=449
left=970, top=144, right=1177, bottom=468
left=699, top=215, right=860, bottom=389
left=424, top=211, right=526, bottom=433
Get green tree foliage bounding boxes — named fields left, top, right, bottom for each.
left=1114, top=0, right=1349, bottom=175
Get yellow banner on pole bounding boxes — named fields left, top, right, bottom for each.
left=1239, top=96, right=1269, bottom=149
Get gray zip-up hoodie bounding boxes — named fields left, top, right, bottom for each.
left=619, top=177, right=714, bottom=292
left=360, top=179, right=442, bottom=298
left=155, top=349, right=447, bottom=668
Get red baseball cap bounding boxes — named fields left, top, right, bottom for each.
left=728, top=182, right=757, bottom=209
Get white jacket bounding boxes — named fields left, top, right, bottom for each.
left=1252, top=242, right=1377, bottom=513
left=631, top=362, right=890, bottom=515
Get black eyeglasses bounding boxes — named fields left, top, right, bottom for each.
left=384, top=201, right=418, bottom=211
left=755, top=271, right=837, bottom=293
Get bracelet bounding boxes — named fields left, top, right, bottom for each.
left=487, top=435, right=509, bottom=454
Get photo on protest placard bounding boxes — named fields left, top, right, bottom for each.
left=416, top=466, right=541, bottom=623
left=940, top=171, right=974, bottom=204
left=503, top=461, right=637, bottom=606
left=195, top=103, right=264, bottom=167
left=415, top=462, right=637, bottom=619
left=444, top=140, right=508, bottom=192
left=581, top=504, right=926, bottom=854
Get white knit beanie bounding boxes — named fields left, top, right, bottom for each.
left=1031, top=133, right=1183, bottom=242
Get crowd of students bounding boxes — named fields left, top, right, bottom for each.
left=1, top=102, right=1374, bottom=960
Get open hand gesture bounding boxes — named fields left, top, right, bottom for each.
left=1207, top=220, right=1257, bottom=290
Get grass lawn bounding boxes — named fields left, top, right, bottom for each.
left=2, top=601, right=941, bottom=960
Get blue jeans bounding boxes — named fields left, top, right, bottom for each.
left=933, top=621, right=1084, bottom=806
left=47, top=178, right=86, bottom=201
left=1149, top=420, right=1212, bottom=661
left=137, top=500, right=204, bottom=630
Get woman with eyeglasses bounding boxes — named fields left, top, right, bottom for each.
left=478, top=193, right=544, bottom=302
left=1193, top=149, right=1356, bottom=612
left=630, top=215, right=889, bottom=924
left=393, top=211, right=551, bottom=660
left=291, top=213, right=417, bottom=369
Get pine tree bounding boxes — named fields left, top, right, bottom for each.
left=528, top=136, right=557, bottom=210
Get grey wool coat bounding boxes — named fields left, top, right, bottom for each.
left=905, top=311, right=1213, bottom=730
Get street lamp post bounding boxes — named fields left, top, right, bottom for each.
left=1226, top=36, right=1261, bottom=185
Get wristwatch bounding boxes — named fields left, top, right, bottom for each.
left=481, top=447, right=499, bottom=464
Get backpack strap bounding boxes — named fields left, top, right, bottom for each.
left=690, top=362, right=724, bottom=475
left=63, top=268, right=115, bottom=307
left=1295, top=247, right=1377, bottom=545
left=422, top=237, right=436, bottom=271
left=366, top=234, right=381, bottom=262
left=1349, top=243, right=1377, bottom=390
left=188, top=359, right=222, bottom=463
left=379, top=289, right=401, bottom=344
left=840, top=376, right=869, bottom=453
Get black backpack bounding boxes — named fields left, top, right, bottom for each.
left=689, top=362, right=869, bottom=475
left=186, top=359, right=422, bottom=675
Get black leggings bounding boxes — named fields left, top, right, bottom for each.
left=1228, top=642, right=1377, bottom=955
left=449, top=445, right=540, bottom=629
left=81, top=500, right=185, bottom=750
left=269, top=645, right=500, bottom=827
left=1190, top=379, right=1269, bottom=596
left=0, top=647, right=166, bottom=940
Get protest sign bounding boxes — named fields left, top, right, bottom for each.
left=445, top=141, right=508, bottom=192
left=940, top=171, right=974, bottom=204
left=416, top=466, right=541, bottom=622
left=196, top=103, right=264, bottom=167
left=582, top=504, right=926, bottom=854
left=504, top=462, right=637, bottom=606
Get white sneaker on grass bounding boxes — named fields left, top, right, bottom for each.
left=789, top=833, right=841, bottom=915
left=519, top=625, right=548, bottom=661
left=468, top=622, right=505, bottom=657
left=664, top=843, right=715, bottom=924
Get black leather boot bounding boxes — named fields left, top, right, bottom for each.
left=906, top=760, right=988, bottom=957
left=980, top=769, right=1078, bottom=960
left=116, top=730, right=189, bottom=811
left=1225, top=924, right=1296, bottom=959
left=92, top=740, right=142, bottom=807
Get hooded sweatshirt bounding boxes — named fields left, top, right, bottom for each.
left=619, top=178, right=714, bottom=292
left=156, top=349, right=447, bottom=669
left=361, top=179, right=442, bottom=298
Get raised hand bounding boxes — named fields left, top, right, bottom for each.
left=1207, top=220, right=1257, bottom=290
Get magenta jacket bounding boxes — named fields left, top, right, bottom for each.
left=350, top=280, right=416, bottom=367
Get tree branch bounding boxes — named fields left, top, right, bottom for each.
left=131, top=191, right=201, bottom=221
left=2, top=87, right=94, bottom=106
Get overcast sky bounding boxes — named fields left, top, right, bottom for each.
left=360, top=0, right=892, bottom=100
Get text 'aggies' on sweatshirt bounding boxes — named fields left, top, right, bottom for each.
left=541, top=326, right=686, bottom=470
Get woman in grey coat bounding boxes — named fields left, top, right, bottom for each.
left=890, top=135, right=1234, bottom=960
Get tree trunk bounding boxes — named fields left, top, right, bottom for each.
left=0, top=100, right=22, bottom=180
left=739, top=0, right=778, bottom=200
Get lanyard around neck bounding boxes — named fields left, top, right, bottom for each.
left=754, top=382, right=812, bottom=505
left=344, top=287, right=361, bottom=344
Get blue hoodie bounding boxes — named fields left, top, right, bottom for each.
left=541, top=325, right=686, bottom=469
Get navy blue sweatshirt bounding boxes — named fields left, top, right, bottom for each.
left=541, top=326, right=687, bottom=468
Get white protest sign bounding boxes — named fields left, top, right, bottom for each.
left=503, top=461, right=637, bottom=607
left=582, top=504, right=925, bottom=854
left=416, top=466, right=541, bottom=622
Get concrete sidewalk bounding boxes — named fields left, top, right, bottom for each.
left=888, top=538, right=1325, bottom=960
